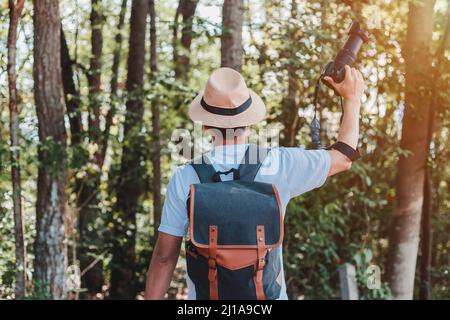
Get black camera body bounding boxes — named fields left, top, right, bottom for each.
left=310, top=22, right=370, bottom=149
left=321, top=22, right=370, bottom=91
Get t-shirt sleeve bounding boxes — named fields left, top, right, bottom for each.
left=158, top=167, right=189, bottom=237
left=279, top=147, right=331, bottom=199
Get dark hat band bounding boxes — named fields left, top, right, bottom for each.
left=200, top=96, right=252, bottom=116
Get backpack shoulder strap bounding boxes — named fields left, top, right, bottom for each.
left=238, top=144, right=270, bottom=181
left=189, top=154, right=219, bottom=183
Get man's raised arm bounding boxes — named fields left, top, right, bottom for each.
left=323, top=65, right=365, bottom=176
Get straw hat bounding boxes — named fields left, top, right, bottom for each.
left=188, top=67, right=266, bottom=128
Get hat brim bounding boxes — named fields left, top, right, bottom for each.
left=188, top=89, right=266, bottom=128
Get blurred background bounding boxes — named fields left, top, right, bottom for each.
left=0, top=0, right=449, bottom=300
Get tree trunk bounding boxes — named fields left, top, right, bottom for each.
left=280, top=65, right=299, bottom=147
left=173, top=0, right=198, bottom=79
left=101, top=0, right=128, bottom=162
left=60, top=26, right=83, bottom=145
left=149, top=0, right=157, bottom=73
left=33, top=0, right=68, bottom=300
left=61, top=23, right=105, bottom=296
left=419, top=3, right=450, bottom=300
left=110, top=0, right=149, bottom=299
left=7, top=0, right=27, bottom=300
left=88, top=0, right=103, bottom=164
left=387, top=0, right=435, bottom=300
left=419, top=168, right=433, bottom=300
left=279, top=0, right=299, bottom=147
left=221, top=0, right=244, bottom=72
left=74, top=0, right=107, bottom=296
left=149, top=0, right=162, bottom=239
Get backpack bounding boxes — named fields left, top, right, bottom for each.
left=186, top=144, right=284, bottom=300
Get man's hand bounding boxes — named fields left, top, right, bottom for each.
left=323, top=65, right=365, bottom=103
left=144, top=232, right=182, bottom=300
left=325, top=65, right=365, bottom=177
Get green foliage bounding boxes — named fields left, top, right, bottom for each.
left=0, top=206, right=17, bottom=299
left=26, top=281, right=52, bottom=300
left=38, top=137, right=67, bottom=177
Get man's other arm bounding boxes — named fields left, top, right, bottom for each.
left=144, top=232, right=182, bottom=300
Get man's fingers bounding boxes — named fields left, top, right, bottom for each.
left=351, top=67, right=358, bottom=82
left=323, top=76, right=338, bottom=88
left=344, top=65, right=352, bottom=82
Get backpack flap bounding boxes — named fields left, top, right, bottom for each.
left=188, top=180, right=283, bottom=249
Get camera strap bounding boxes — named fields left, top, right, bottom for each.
left=310, top=78, right=323, bottom=149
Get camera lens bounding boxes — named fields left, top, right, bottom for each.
left=322, top=22, right=370, bottom=84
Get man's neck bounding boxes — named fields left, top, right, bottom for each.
left=213, top=137, right=248, bottom=147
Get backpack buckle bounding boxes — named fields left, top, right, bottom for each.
left=212, top=168, right=240, bottom=182
left=208, top=257, right=217, bottom=269
left=208, top=257, right=217, bottom=282
left=212, top=172, right=221, bottom=182
left=256, top=257, right=266, bottom=270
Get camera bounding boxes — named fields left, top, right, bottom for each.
left=321, top=22, right=370, bottom=91
left=310, top=22, right=370, bottom=149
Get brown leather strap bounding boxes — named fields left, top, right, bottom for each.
left=208, top=225, right=218, bottom=300
left=254, top=225, right=266, bottom=300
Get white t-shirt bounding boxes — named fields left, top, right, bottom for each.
left=158, top=144, right=331, bottom=300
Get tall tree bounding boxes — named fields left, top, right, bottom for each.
left=61, top=23, right=104, bottom=296
left=102, top=0, right=128, bottom=162
left=33, top=0, right=68, bottom=300
left=173, top=0, right=198, bottom=79
left=419, top=2, right=450, bottom=300
left=110, top=0, right=149, bottom=299
left=149, top=0, right=162, bottom=236
left=387, top=0, right=435, bottom=300
left=7, top=0, right=26, bottom=300
left=60, top=0, right=128, bottom=296
left=221, top=0, right=244, bottom=71
left=60, top=27, right=83, bottom=145
left=279, top=0, right=300, bottom=147
left=76, top=0, right=108, bottom=296
left=88, top=0, right=103, bottom=163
